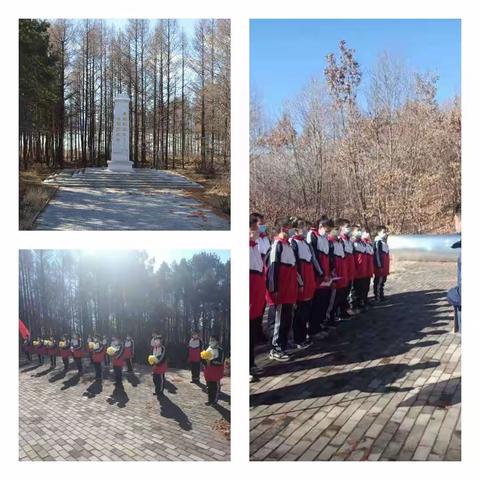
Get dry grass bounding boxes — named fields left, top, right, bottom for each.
left=19, top=166, right=58, bottom=230
left=169, top=160, right=230, bottom=219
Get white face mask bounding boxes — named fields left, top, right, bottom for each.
left=318, top=227, right=326, bottom=235
left=154, top=339, right=161, bottom=347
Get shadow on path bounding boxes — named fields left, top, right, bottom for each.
left=213, top=403, right=231, bottom=423
left=61, top=373, right=81, bottom=390
left=251, top=361, right=440, bottom=407
left=107, top=384, right=129, bottom=408
left=157, top=394, right=192, bottom=431
left=125, top=372, right=140, bottom=388
left=399, top=377, right=461, bottom=409
left=49, top=370, right=68, bottom=383
left=83, top=379, right=103, bottom=399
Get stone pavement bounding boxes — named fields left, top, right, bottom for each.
left=34, top=168, right=229, bottom=230
left=250, top=261, right=461, bottom=461
left=19, top=362, right=230, bottom=461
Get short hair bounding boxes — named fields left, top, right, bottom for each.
left=251, top=212, right=265, bottom=222
left=455, top=203, right=461, bottom=217
left=210, top=334, right=220, bottom=342
left=375, top=225, right=387, bottom=234
left=336, top=218, right=350, bottom=227
left=351, top=224, right=361, bottom=230
left=276, top=217, right=292, bottom=229
left=317, top=215, right=333, bottom=228
left=250, top=213, right=259, bottom=228
left=291, top=218, right=306, bottom=229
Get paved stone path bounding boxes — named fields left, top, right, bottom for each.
left=19, top=363, right=230, bottom=461
left=250, top=261, right=460, bottom=461
left=34, top=169, right=229, bottom=230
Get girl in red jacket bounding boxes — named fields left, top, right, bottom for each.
left=91, top=335, right=106, bottom=380
left=46, top=336, right=57, bottom=368
left=188, top=331, right=202, bottom=383
left=124, top=335, right=135, bottom=373
left=58, top=335, right=71, bottom=371
left=151, top=334, right=167, bottom=396
left=202, top=335, right=225, bottom=406
left=266, top=218, right=299, bottom=362
left=290, top=219, right=323, bottom=349
left=249, top=213, right=266, bottom=381
left=109, top=336, right=125, bottom=386
left=70, top=333, right=84, bottom=374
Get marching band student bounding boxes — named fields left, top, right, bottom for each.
left=307, top=216, right=334, bottom=338
left=188, top=331, right=203, bottom=383
left=102, top=335, right=110, bottom=366
left=254, top=213, right=271, bottom=260
left=290, top=219, right=323, bottom=349
left=46, top=335, right=57, bottom=368
left=373, top=225, right=390, bottom=301
left=70, top=332, right=84, bottom=374
left=203, top=335, right=225, bottom=406
left=86, top=335, right=94, bottom=365
left=37, top=337, right=46, bottom=365
left=250, top=214, right=266, bottom=382
left=59, top=334, right=71, bottom=371
left=110, top=336, right=125, bottom=386
left=265, top=218, right=300, bottom=361
left=23, top=335, right=32, bottom=362
left=91, top=335, right=106, bottom=380
left=124, top=334, right=135, bottom=373
left=150, top=331, right=159, bottom=354
left=151, top=334, right=167, bottom=396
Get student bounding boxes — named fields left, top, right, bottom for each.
left=253, top=213, right=271, bottom=260
left=22, top=335, right=32, bottom=362
left=151, top=334, right=167, bottom=396
left=363, top=229, right=375, bottom=307
left=203, top=335, right=225, bottom=406
left=70, top=333, right=84, bottom=374
left=124, top=334, right=135, bottom=373
left=328, top=222, right=349, bottom=325
left=373, top=225, right=390, bottom=301
left=188, top=331, right=203, bottom=383
left=92, top=335, right=106, bottom=380
left=351, top=226, right=368, bottom=310
left=102, top=335, right=110, bottom=366
left=337, top=219, right=356, bottom=318
left=265, top=218, right=300, bottom=361
left=307, top=216, right=334, bottom=338
left=86, top=335, right=94, bottom=365
left=37, top=337, right=47, bottom=365
left=447, top=203, right=461, bottom=333
left=46, top=336, right=57, bottom=368
left=59, top=334, right=71, bottom=371
left=150, top=332, right=158, bottom=354
left=290, top=219, right=323, bottom=349
left=109, top=336, right=125, bottom=385
left=250, top=213, right=266, bottom=381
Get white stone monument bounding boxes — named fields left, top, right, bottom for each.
left=107, top=93, right=133, bottom=172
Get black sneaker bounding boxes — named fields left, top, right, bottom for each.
left=205, top=401, right=212, bottom=406
left=295, top=341, right=312, bottom=350
left=269, top=349, right=291, bottom=362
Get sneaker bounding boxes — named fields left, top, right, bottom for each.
left=268, top=349, right=291, bottom=362
left=205, top=401, right=212, bottom=406
left=249, top=374, right=260, bottom=383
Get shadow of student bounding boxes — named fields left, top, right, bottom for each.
left=107, top=384, right=129, bottom=408
left=164, top=379, right=177, bottom=394
left=20, top=364, right=43, bottom=373
left=61, top=373, right=81, bottom=390
left=49, top=370, right=68, bottom=383
left=125, top=372, right=140, bottom=387
left=83, top=379, right=103, bottom=399
left=33, top=366, right=55, bottom=377
left=157, top=395, right=192, bottom=431
left=398, top=376, right=461, bottom=409
left=212, top=403, right=231, bottom=423
left=251, top=361, right=440, bottom=407
left=196, top=381, right=231, bottom=404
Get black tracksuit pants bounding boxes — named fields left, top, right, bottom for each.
left=190, top=361, right=200, bottom=381
left=153, top=373, right=165, bottom=394
left=207, top=381, right=220, bottom=404
left=268, top=303, right=294, bottom=352
left=250, top=316, right=264, bottom=369
left=94, top=362, right=102, bottom=380
left=293, top=300, right=312, bottom=344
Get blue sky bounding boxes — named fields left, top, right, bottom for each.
left=251, top=19, right=461, bottom=117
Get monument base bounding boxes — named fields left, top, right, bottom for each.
left=107, top=160, right=133, bottom=172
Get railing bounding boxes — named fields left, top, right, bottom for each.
left=389, top=234, right=461, bottom=262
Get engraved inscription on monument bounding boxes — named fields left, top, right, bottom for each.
left=107, top=93, right=133, bottom=172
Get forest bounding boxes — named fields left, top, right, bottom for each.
left=250, top=41, right=461, bottom=234
left=19, top=18, right=230, bottom=175
left=19, top=250, right=230, bottom=367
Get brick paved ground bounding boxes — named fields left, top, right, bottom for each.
left=250, top=261, right=461, bottom=461
left=19, top=362, right=230, bottom=461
